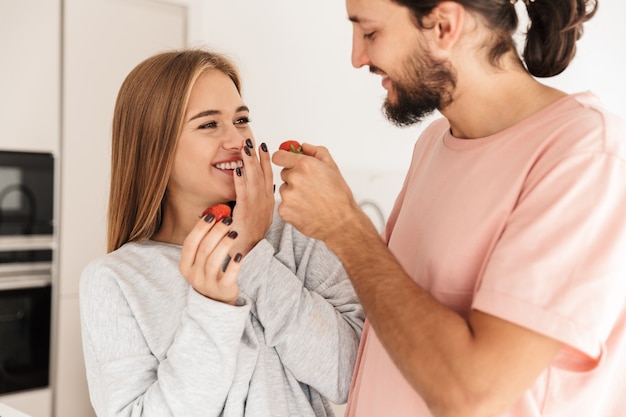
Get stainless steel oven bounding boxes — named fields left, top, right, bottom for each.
left=0, top=150, right=54, bottom=395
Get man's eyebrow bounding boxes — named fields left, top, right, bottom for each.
left=348, top=15, right=374, bottom=24
left=188, top=106, right=249, bottom=122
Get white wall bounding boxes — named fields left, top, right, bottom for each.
left=196, top=1, right=626, bottom=214
left=197, top=1, right=425, bottom=173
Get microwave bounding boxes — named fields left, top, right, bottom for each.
left=0, top=150, right=54, bottom=395
left=0, top=151, right=54, bottom=237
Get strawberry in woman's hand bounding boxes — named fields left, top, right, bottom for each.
left=279, top=140, right=302, bottom=154
left=201, top=203, right=232, bottom=222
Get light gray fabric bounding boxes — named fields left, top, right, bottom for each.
left=79, top=212, right=364, bottom=417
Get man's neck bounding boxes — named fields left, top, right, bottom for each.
left=442, top=67, right=567, bottom=139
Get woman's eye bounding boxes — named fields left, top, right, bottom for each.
left=199, top=121, right=217, bottom=129
left=235, top=116, right=251, bottom=126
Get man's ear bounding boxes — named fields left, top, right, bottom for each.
left=426, top=1, right=465, bottom=51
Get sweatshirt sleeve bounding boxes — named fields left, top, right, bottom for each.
left=79, top=258, right=251, bottom=417
left=237, top=216, right=365, bottom=404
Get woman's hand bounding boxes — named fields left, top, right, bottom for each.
left=231, top=139, right=275, bottom=255
left=179, top=214, right=243, bottom=305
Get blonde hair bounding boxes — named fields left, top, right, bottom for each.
left=107, top=49, right=242, bottom=252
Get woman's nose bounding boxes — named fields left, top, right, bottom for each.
left=222, top=124, right=246, bottom=149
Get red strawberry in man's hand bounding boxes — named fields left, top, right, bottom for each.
left=201, top=203, right=232, bottom=222
left=279, top=140, right=302, bottom=154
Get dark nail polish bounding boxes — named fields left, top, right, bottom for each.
left=222, top=216, right=233, bottom=225
left=246, top=138, right=253, bottom=148
left=228, top=230, right=238, bottom=239
left=204, top=213, right=215, bottom=223
left=261, top=142, right=268, bottom=152
left=244, top=146, right=251, bottom=156
left=234, top=253, right=243, bottom=263
left=221, top=254, right=231, bottom=272
left=236, top=167, right=242, bottom=177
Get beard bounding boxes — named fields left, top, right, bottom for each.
left=379, top=50, right=456, bottom=127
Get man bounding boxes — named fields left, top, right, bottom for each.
left=272, top=0, right=626, bottom=416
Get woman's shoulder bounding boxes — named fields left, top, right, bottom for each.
left=83, top=240, right=174, bottom=268
left=80, top=240, right=182, bottom=292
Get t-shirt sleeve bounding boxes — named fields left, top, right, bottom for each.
left=474, top=149, right=626, bottom=370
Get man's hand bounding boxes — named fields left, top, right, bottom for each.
left=272, top=143, right=364, bottom=241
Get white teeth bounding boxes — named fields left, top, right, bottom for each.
left=214, top=160, right=243, bottom=170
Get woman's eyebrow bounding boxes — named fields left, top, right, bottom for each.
left=188, top=109, right=220, bottom=122
left=188, top=105, right=249, bottom=122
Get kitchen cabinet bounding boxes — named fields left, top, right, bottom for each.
left=2, top=1, right=187, bottom=416
left=0, top=1, right=61, bottom=154
left=0, top=389, right=52, bottom=417
left=0, top=399, right=43, bottom=417
left=0, top=4, right=60, bottom=416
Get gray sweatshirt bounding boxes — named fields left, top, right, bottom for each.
left=79, top=213, right=364, bottom=417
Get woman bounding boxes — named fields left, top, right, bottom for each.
left=79, top=48, right=364, bottom=417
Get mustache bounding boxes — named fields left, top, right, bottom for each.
left=369, top=65, right=382, bottom=74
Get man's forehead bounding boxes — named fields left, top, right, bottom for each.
left=347, top=0, right=408, bottom=26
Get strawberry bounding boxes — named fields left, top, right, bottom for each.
left=201, top=203, right=232, bottom=222
left=279, top=140, right=303, bottom=154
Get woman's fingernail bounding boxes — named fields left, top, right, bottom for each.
left=204, top=213, right=215, bottom=223
left=228, top=230, right=238, bottom=239
left=236, top=167, right=242, bottom=177
left=261, top=142, right=268, bottom=152
left=246, top=138, right=253, bottom=148
left=222, top=216, right=233, bottom=225
left=244, top=146, right=251, bottom=156
left=234, top=253, right=243, bottom=263
left=221, top=254, right=231, bottom=272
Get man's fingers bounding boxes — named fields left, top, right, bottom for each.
left=301, top=143, right=339, bottom=168
left=272, top=143, right=338, bottom=172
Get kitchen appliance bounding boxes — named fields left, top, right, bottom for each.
left=0, top=150, right=54, bottom=395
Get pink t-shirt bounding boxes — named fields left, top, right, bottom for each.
left=345, top=92, right=626, bottom=416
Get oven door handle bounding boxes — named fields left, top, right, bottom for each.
left=0, top=273, right=52, bottom=290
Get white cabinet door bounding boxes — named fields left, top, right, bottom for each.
left=0, top=1, right=61, bottom=154
left=0, top=388, right=52, bottom=417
